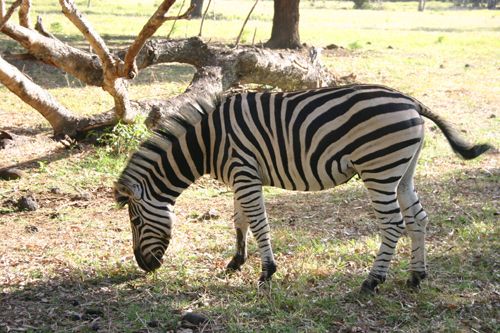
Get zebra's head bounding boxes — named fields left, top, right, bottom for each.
left=114, top=178, right=174, bottom=272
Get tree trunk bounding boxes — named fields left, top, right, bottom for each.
left=265, top=0, right=301, bottom=49
left=190, top=0, right=204, bottom=18
left=418, top=0, right=426, bottom=11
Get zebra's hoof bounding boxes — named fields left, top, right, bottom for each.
left=226, top=254, right=246, bottom=272
left=360, top=279, right=379, bottom=295
left=360, top=274, right=385, bottom=295
left=406, top=271, right=427, bottom=290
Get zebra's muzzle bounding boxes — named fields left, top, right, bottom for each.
left=134, top=249, right=164, bottom=272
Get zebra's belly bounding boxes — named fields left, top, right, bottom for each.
left=258, top=157, right=357, bottom=192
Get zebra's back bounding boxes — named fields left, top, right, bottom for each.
left=217, top=85, right=425, bottom=191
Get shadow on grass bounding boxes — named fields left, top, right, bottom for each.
left=0, top=240, right=497, bottom=332
left=264, top=166, right=498, bottom=239
left=0, top=145, right=75, bottom=172
left=0, top=163, right=497, bottom=331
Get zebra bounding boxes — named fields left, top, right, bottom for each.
left=114, top=84, right=491, bottom=294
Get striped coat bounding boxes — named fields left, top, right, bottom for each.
left=115, top=84, right=490, bottom=293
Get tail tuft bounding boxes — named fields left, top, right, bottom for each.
left=417, top=104, right=493, bottom=160
left=455, top=143, right=493, bottom=160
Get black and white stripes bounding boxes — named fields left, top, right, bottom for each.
left=115, top=84, right=491, bottom=292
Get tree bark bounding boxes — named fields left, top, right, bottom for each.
left=265, top=0, right=301, bottom=49
left=190, top=0, right=204, bottom=18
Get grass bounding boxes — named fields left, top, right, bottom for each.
left=1, top=1, right=499, bottom=332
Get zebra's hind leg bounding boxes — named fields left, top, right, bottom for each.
left=398, top=157, right=428, bottom=289
left=361, top=185, right=405, bottom=294
left=226, top=199, right=250, bottom=271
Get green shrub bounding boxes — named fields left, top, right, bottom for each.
left=99, top=117, right=150, bottom=156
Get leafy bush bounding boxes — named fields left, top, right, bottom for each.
left=99, top=117, right=150, bottom=155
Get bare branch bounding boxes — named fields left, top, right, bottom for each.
left=58, top=0, right=116, bottom=71
left=198, top=0, right=212, bottom=37
left=235, top=0, right=259, bottom=47
left=0, top=0, right=22, bottom=30
left=123, top=0, right=194, bottom=79
left=1, top=23, right=103, bottom=86
left=18, top=0, right=31, bottom=28
left=0, top=55, right=78, bottom=135
left=35, top=15, right=56, bottom=39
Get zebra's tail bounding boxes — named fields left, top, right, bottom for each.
left=417, top=104, right=493, bottom=160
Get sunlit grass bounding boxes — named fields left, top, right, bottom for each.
left=0, top=1, right=499, bottom=332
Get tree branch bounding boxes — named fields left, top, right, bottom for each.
left=123, top=0, right=194, bottom=79
left=34, top=15, right=56, bottom=39
left=0, top=55, right=78, bottom=135
left=18, top=0, right=31, bottom=28
left=0, top=0, right=22, bottom=30
left=1, top=22, right=104, bottom=86
left=58, top=0, right=116, bottom=71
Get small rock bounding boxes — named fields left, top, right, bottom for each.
left=67, top=311, right=83, bottom=321
left=50, top=187, right=62, bottom=194
left=325, top=43, right=342, bottom=50
left=17, top=195, right=38, bottom=211
left=0, top=131, right=13, bottom=149
left=84, top=307, right=104, bottom=317
left=198, top=208, right=219, bottom=221
left=0, top=168, right=24, bottom=180
left=24, top=225, right=39, bottom=233
left=181, top=312, right=209, bottom=328
left=0, top=139, right=13, bottom=149
left=387, top=45, right=394, bottom=49
left=72, top=192, right=91, bottom=201
left=489, top=114, right=496, bottom=119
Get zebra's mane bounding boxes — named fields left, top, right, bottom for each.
left=137, top=95, right=219, bottom=156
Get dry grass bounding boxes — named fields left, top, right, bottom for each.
left=1, top=1, right=499, bottom=332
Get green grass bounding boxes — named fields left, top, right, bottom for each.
left=1, top=1, right=499, bottom=332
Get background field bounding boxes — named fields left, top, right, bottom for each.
left=0, top=1, right=499, bottom=332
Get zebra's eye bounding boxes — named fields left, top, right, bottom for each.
left=131, top=216, right=141, bottom=227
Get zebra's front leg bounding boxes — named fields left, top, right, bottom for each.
left=234, top=184, right=276, bottom=285
left=226, top=200, right=249, bottom=271
left=361, top=188, right=405, bottom=294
